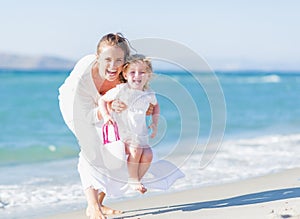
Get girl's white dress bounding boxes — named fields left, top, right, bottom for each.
left=58, top=54, right=184, bottom=197
left=101, top=83, right=157, bottom=146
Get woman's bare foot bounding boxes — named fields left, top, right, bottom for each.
left=85, top=204, right=106, bottom=219
left=93, top=191, right=123, bottom=215
left=87, top=205, right=122, bottom=216
left=101, top=205, right=123, bottom=215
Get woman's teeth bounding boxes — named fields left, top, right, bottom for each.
left=107, top=70, right=116, bottom=75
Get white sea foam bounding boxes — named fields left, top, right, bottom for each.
left=1, top=133, right=300, bottom=218
left=260, top=75, right=281, bottom=83
left=0, top=159, right=86, bottom=218
left=173, top=133, right=300, bottom=190
left=221, top=74, right=282, bottom=84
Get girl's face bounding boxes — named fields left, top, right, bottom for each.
left=123, top=62, right=151, bottom=90
left=97, top=45, right=125, bottom=81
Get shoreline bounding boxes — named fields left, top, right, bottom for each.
left=40, top=168, right=300, bottom=219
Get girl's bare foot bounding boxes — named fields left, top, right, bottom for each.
left=136, top=183, right=147, bottom=194
left=128, top=179, right=147, bottom=194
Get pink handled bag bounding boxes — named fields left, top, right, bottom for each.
left=102, top=122, right=126, bottom=170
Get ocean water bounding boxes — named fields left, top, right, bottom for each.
left=0, top=69, right=300, bottom=218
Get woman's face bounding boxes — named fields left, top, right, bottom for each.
left=97, top=46, right=125, bottom=81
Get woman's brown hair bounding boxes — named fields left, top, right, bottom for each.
left=97, top=33, right=130, bottom=58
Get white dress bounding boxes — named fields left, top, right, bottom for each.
left=101, top=83, right=157, bottom=146
left=58, top=55, right=184, bottom=198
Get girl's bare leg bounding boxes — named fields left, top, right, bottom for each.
left=98, top=192, right=122, bottom=215
left=127, top=145, right=143, bottom=180
left=127, top=145, right=147, bottom=193
left=138, top=147, right=153, bottom=181
left=84, top=187, right=106, bottom=219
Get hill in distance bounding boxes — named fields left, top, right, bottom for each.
left=0, top=52, right=75, bottom=70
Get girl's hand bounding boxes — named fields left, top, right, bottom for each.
left=110, top=99, right=127, bottom=113
left=149, top=123, right=158, bottom=138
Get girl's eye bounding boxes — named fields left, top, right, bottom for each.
left=128, top=71, right=147, bottom=76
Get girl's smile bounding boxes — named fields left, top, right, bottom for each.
left=123, top=63, right=150, bottom=90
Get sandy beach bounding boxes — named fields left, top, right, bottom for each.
left=40, top=168, right=300, bottom=219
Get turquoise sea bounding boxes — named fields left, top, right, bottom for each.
left=1, top=69, right=300, bottom=218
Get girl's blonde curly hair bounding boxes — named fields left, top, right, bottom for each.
left=122, top=54, right=154, bottom=90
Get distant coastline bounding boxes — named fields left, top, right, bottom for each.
left=1, top=52, right=300, bottom=73
left=0, top=53, right=75, bottom=71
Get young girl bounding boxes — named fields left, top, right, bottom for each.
left=99, top=54, right=159, bottom=194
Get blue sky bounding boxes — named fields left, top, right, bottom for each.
left=1, top=0, right=300, bottom=70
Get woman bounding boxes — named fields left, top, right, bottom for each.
left=59, top=33, right=146, bottom=219
left=59, top=33, right=184, bottom=219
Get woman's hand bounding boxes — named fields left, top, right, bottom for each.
left=146, top=104, right=154, bottom=116
left=109, top=99, right=127, bottom=113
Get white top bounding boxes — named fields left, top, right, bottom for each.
left=101, top=83, right=157, bottom=146
left=58, top=54, right=103, bottom=167
left=58, top=54, right=99, bottom=135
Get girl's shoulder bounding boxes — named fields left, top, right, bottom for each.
left=144, top=87, right=155, bottom=94
left=144, top=88, right=157, bottom=104
left=115, top=83, right=128, bottom=90
left=107, top=83, right=128, bottom=96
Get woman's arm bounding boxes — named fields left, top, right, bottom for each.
left=98, top=97, right=114, bottom=124
left=149, top=103, right=160, bottom=138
